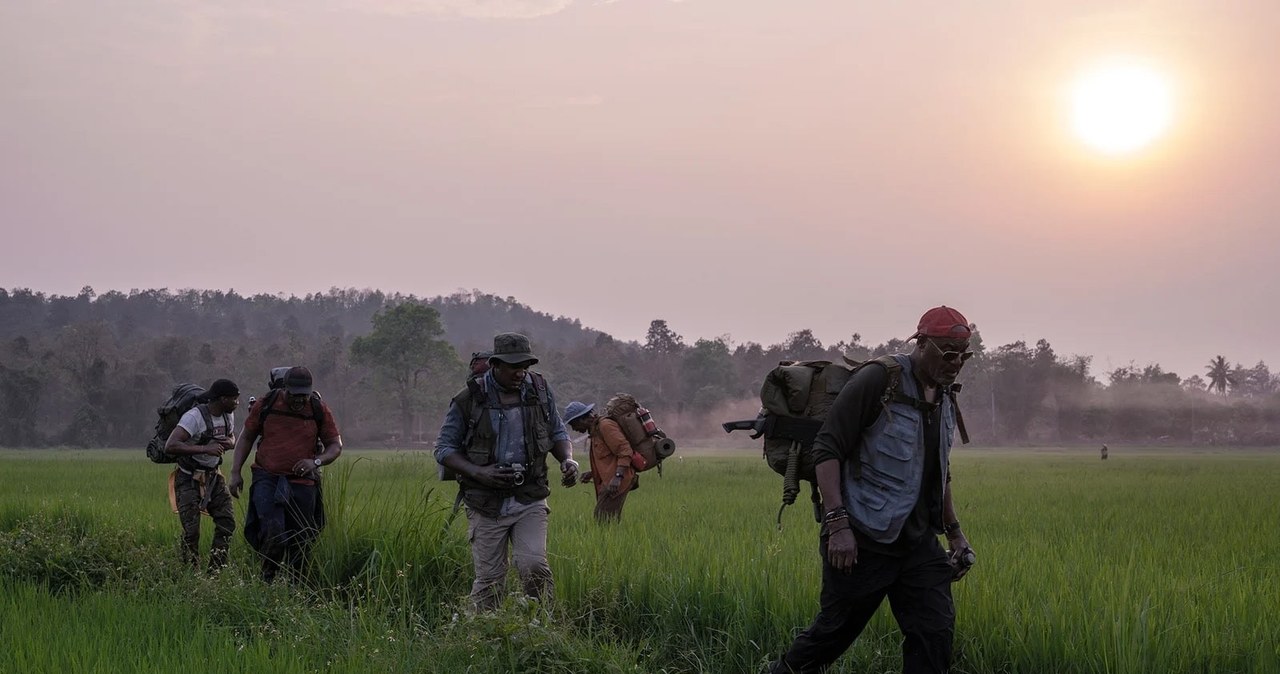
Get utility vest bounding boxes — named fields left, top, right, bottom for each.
left=843, top=354, right=957, bottom=544
left=453, top=372, right=554, bottom=517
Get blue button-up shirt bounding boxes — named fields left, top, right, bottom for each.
left=434, top=370, right=569, bottom=468
left=435, top=370, right=569, bottom=516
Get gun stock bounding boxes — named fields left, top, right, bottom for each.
left=721, top=416, right=769, bottom=439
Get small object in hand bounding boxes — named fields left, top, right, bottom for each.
left=948, top=547, right=976, bottom=579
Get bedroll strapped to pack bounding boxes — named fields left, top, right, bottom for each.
left=146, top=383, right=209, bottom=464
left=603, top=393, right=675, bottom=473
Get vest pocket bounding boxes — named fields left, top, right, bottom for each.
left=859, top=462, right=906, bottom=487
left=854, top=486, right=887, bottom=510
left=853, top=488, right=891, bottom=532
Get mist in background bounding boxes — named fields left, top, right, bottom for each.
left=4, top=1, right=1280, bottom=382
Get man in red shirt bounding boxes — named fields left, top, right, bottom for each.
left=229, top=366, right=343, bottom=582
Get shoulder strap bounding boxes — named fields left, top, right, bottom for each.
left=948, top=387, right=970, bottom=445
left=458, top=376, right=487, bottom=445
left=309, top=393, right=325, bottom=434
left=862, top=355, right=937, bottom=413
left=257, top=389, right=282, bottom=430
left=527, top=371, right=550, bottom=419
left=258, top=388, right=326, bottom=439
left=195, top=403, right=215, bottom=444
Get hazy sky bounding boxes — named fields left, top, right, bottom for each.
left=3, top=1, right=1278, bottom=382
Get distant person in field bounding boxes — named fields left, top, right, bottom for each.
left=229, top=366, right=343, bottom=583
left=767, top=306, right=978, bottom=674
left=563, top=401, right=637, bottom=523
left=1101, top=444, right=1108, bottom=460
left=434, top=332, right=579, bottom=610
left=163, top=378, right=241, bottom=573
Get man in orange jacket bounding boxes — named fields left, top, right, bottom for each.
left=564, top=401, right=636, bottom=523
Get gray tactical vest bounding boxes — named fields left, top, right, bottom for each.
left=843, top=354, right=956, bottom=544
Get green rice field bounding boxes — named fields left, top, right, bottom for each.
left=1, top=447, right=1277, bottom=673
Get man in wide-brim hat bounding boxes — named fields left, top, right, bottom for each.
left=434, top=332, right=580, bottom=610
left=564, top=400, right=637, bottom=523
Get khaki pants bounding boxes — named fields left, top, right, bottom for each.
left=466, top=504, right=552, bottom=611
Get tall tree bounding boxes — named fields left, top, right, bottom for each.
left=643, top=319, right=685, bottom=354
left=351, top=303, right=459, bottom=442
left=681, top=338, right=737, bottom=413
left=1205, top=355, right=1233, bottom=396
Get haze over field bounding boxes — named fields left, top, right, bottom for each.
left=4, top=1, right=1279, bottom=379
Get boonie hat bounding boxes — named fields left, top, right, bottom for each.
left=562, top=401, right=595, bottom=425
left=489, top=333, right=538, bottom=365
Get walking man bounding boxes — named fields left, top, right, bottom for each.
left=769, top=306, right=977, bottom=674
left=563, top=401, right=637, bottom=523
left=435, top=332, right=579, bottom=610
left=229, top=366, right=343, bottom=582
left=163, top=378, right=240, bottom=573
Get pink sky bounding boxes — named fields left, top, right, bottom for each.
left=3, top=1, right=1278, bottom=381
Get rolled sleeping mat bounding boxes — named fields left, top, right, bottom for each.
left=654, top=436, right=676, bottom=459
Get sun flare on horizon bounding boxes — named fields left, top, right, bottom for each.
left=1070, top=62, right=1175, bottom=156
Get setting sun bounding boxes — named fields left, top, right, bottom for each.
left=1070, top=62, right=1174, bottom=156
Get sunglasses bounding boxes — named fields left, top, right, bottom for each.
left=926, top=339, right=975, bottom=363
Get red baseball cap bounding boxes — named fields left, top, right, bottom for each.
left=912, top=306, right=971, bottom=340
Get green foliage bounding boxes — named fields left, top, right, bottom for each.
left=682, top=339, right=737, bottom=412
left=1, top=287, right=1278, bottom=447
left=2, top=449, right=1279, bottom=673
left=350, top=302, right=460, bottom=442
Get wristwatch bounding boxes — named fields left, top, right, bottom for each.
left=313, top=458, right=324, bottom=468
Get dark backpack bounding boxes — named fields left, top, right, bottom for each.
left=146, top=383, right=210, bottom=464
left=726, top=355, right=969, bottom=526
left=602, top=393, right=675, bottom=473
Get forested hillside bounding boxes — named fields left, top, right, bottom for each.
left=1, top=286, right=1276, bottom=448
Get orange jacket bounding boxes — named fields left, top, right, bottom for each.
left=587, top=417, right=635, bottom=494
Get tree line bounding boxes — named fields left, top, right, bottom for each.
left=1, top=286, right=1277, bottom=449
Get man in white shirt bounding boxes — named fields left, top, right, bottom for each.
left=164, top=378, right=240, bottom=573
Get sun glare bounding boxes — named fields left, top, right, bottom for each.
left=1070, top=63, right=1174, bottom=156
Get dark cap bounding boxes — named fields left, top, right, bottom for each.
left=912, top=306, right=972, bottom=340
left=284, top=366, right=314, bottom=395
left=208, top=379, right=240, bottom=399
left=489, top=332, right=538, bottom=365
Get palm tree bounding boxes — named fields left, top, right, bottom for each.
left=1205, top=355, right=1234, bottom=396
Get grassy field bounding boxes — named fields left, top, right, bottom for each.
left=1, top=446, right=1278, bottom=673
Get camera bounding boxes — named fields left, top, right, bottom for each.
left=505, top=463, right=526, bottom=486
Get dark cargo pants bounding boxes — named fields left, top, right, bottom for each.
left=771, top=534, right=955, bottom=674
left=174, top=469, right=235, bottom=572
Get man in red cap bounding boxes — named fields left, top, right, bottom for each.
left=768, top=306, right=976, bottom=674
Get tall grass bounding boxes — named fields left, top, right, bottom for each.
left=1, top=448, right=1277, bottom=673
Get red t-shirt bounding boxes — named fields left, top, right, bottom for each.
left=243, top=394, right=341, bottom=476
